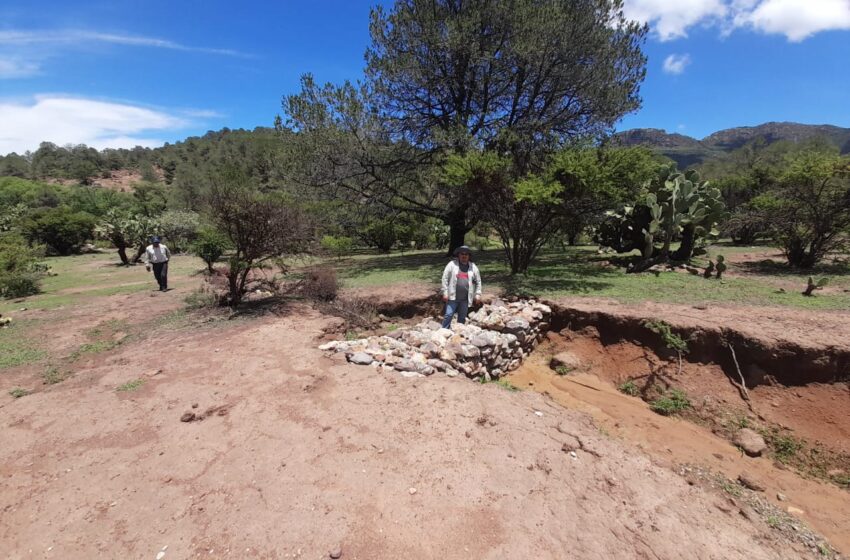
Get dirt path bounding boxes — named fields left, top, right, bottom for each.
left=0, top=303, right=830, bottom=559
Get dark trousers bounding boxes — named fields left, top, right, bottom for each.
left=152, top=261, right=168, bottom=291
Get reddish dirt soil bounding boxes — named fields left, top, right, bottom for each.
left=507, top=330, right=850, bottom=554
left=1, top=294, right=839, bottom=559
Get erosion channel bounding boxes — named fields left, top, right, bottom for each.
left=320, top=297, right=850, bottom=557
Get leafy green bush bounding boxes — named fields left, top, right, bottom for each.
left=159, top=210, right=200, bottom=253
left=0, top=232, right=47, bottom=298
left=191, top=227, right=230, bottom=273
left=21, top=207, right=96, bottom=255
left=320, top=235, right=354, bottom=260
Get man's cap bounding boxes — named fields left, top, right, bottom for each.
left=151, top=236, right=161, bottom=243
left=453, top=245, right=472, bottom=257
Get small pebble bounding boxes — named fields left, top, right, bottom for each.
left=533, top=410, right=544, bottom=417
left=408, top=487, right=417, bottom=495
left=330, top=547, right=342, bottom=559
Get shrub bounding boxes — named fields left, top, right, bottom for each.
left=762, top=150, right=850, bottom=268
left=159, top=210, right=200, bottom=253
left=191, top=227, right=229, bottom=273
left=203, top=173, right=313, bottom=307
left=618, top=380, right=639, bottom=396
left=320, top=235, right=354, bottom=260
left=0, top=233, right=47, bottom=298
left=302, top=266, right=340, bottom=301
left=21, top=207, right=96, bottom=255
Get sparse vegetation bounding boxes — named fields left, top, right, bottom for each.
left=554, top=365, right=574, bottom=376
left=42, top=364, right=66, bottom=385
left=618, top=380, right=640, bottom=396
left=650, top=389, right=691, bottom=416
left=116, top=378, right=145, bottom=392
left=9, top=387, right=30, bottom=398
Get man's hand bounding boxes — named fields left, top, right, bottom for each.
left=442, top=295, right=449, bottom=303
left=474, top=296, right=482, bottom=306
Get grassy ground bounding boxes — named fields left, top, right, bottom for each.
left=335, top=244, right=850, bottom=310
left=0, top=251, right=205, bottom=373
left=0, top=252, right=202, bottom=315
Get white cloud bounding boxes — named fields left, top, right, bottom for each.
left=0, top=29, right=247, bottom=57
left=663, top=53, right=692, bottom=74
left=0, top=96, right=191, bottom=154
left=624, top=0, right=850, bottom=41
left=624, top=0, right=728, bottom=40
left=735, top=0, right=850, bottom=41
left=0, top=57, right=40, bottom=78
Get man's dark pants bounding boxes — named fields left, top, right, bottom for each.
left=152, top=262, right=168, bottom=291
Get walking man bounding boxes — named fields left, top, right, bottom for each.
left=441, top=245, right=482, bottom=328
left=144, top=236, right=171, bottom=292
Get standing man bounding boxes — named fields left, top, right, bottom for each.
left=441, top=245, right=482, bottom=328
left=144, top=236, right=171, bottom=292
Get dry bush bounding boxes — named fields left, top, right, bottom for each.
left=302, top=266, right=340, bottom=302
left=319, top=297, right=377, bottom=330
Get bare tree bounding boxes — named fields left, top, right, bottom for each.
left=204, top=172, right=313, bottom=307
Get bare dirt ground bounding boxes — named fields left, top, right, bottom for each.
left=508, top=333, right=850, bottom=554
left=1, top=263, right=848, bottom=559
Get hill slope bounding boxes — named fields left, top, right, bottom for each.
left=615, top=122, right=850, bottom=168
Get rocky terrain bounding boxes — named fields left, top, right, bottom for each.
left=320, top=299, right=551, bottom=379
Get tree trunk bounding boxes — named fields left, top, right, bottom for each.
left=671, top=225, right=695, bottom=261
left=446, top=208, right=469, bottom=255
left=132, top=245, right=145, bottom=263
left=117, top=244, right=129, bottom=266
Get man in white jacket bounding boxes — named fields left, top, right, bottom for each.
left=441, top=245, right=482, bottom=328
left=144, top=236, right=171, bottom=292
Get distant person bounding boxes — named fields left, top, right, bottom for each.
left=441, top=245, right=482, bottom=328
left=144, top=236, right=171, bottom=292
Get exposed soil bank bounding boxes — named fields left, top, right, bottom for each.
left=506, top=340, right=850, bottom=557
left=547, top=301, right=850, bottom=386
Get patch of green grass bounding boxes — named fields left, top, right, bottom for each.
left=0, top=331, right=47, bottom=369
left=487, top=377, right=520, bottom=392
left=9, top=387, right=31, bottom=398
left=116, top=378, right=145, bottom=392
left=70, top=339, right=124, bottom=360
left=327, top=245, right=850, bottom=311
left=762, top=429, right=805, bottom=463
left=720, top=479, right=743, bottom=497
left=766, top=515, right=781, bottom=529
left=42, top=364, right=67, bottom=385
left=344, top=330, right=362, bottom=341
left=650, top=388, right=691, bottom=416
left=554, top=365, right=574, bottom=376
left=618, top=380, right=640, bottom=396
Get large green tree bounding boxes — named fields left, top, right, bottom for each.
left=285, top=0, right=647, bottom=253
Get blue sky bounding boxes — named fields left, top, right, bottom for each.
left=1, top=0, right=849, bottom=154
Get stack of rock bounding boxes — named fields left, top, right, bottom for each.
left=319, top=299, right=551, bottom=380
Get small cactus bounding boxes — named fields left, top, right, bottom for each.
left=715, top=255, right=726, bottom=280
left=802, top=276, right=829, bottom=296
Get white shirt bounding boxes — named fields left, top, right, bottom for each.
left=145, top=244, right=170, bottom=264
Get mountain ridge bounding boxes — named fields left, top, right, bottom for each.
left=614, top=121, right=850, bottom=168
